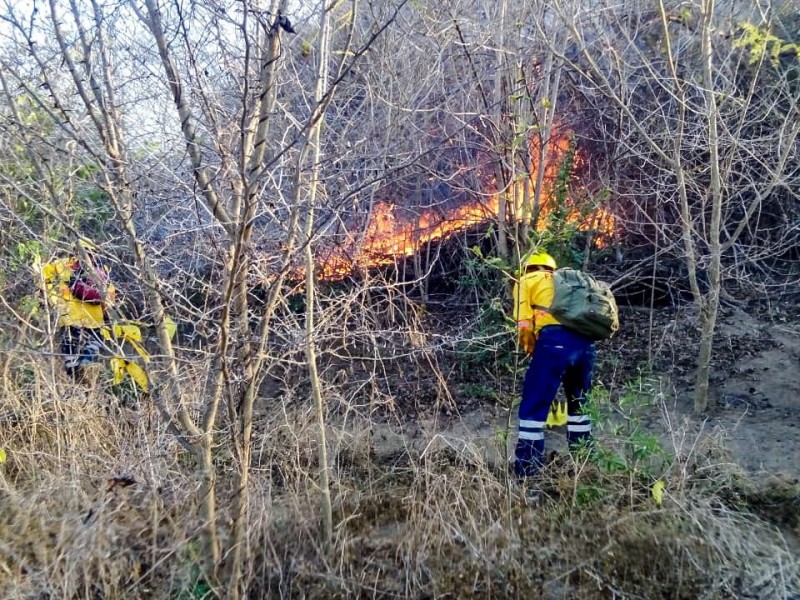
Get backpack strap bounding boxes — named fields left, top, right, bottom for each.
left=530, top=304, right=552, bottom=313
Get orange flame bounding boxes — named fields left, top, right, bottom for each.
left=311, top=133, right=614, bottom=280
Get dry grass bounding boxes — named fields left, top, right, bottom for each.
left=1, top=353, right=799, bottom=600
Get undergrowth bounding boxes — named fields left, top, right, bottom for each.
left=1, top=355, right=798, bottom=599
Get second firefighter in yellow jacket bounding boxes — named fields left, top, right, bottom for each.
left=39, top=241, right=115, bottom=379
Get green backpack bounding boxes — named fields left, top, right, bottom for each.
left=536, top=268, right=619, bottom=341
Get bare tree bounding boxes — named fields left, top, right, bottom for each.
left=0, top=0, right=390, bottom=590
left=544, top=0, right=800, bottom=410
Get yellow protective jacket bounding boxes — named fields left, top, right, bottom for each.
left=513, top=270, right=561, bottom=336
left=38, top=258, right=114, bottom=329
left=514, top=269, right=569, bottom=426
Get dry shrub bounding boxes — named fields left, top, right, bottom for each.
left=0, top=357, right=206, bottom=599
left=728, top=476, right=800, bottom=534
left=2, top=358, right=799, bottom=599
left=240, top=426, right=800, bottom=599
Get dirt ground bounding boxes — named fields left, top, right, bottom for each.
left=710, top=309, right=800, bottom=477
left=364, top=300, right=800, bottom=481
left=638, top=300, right=800, bottom=479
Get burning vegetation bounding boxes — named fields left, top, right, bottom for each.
left=300, top=133, right=616, bottom=282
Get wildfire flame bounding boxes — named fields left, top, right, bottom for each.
left=313, top=133, right=615, bottom=280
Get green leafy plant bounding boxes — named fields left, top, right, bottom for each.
left=734, top=22, right=800, bottom=65
left=178, top=564, right=214, bottom=600
left=524, top=139, right=614, bottom=268
left=11, top=240, right=42, bottom=270
left=458, top=243, right=514, bottom=298
left=574, top=483, right=607, bottom=508
left=584, top=370, right=671, bottom=481
left=453, top=244, right=519, bottom=376
left=459, top=383, right=500, bottom=402
left=177, top=543, right=216, bottom=599
left=454, top=295, right=517, bottom=375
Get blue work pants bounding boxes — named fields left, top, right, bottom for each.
left=514, top=325, right=596, bottom=478
left=61, top=326, right=103, bottom=379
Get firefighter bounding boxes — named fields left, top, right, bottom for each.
left=513, top=252, right=596, bottom=478
left=39, top=240, right=115, bottom=379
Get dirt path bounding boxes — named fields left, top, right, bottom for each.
left=710, top=311, right=800, bottom=477
left=367, top=304, right=800, bottom=480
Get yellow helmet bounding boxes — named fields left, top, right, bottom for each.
left=524, top=252, right=557, bottom=270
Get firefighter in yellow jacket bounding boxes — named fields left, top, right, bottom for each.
left=513, top=252, right=596, bottom=477
left=39, top=241, right=115, bottom=379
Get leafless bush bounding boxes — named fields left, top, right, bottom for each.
left=2, top=343, right=798, bottom=599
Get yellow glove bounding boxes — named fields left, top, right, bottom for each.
left=546, top=400, right=568, bottom=427
left=517, top=322, right=536, bottom=355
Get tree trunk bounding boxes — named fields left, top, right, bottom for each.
left=694, top=0, right=723, bottom=412
left=493, top=0, right=509, bottom=260
left=530, top=30, right=564, bottom=233
left=304, top=0, right=336, bottom=554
